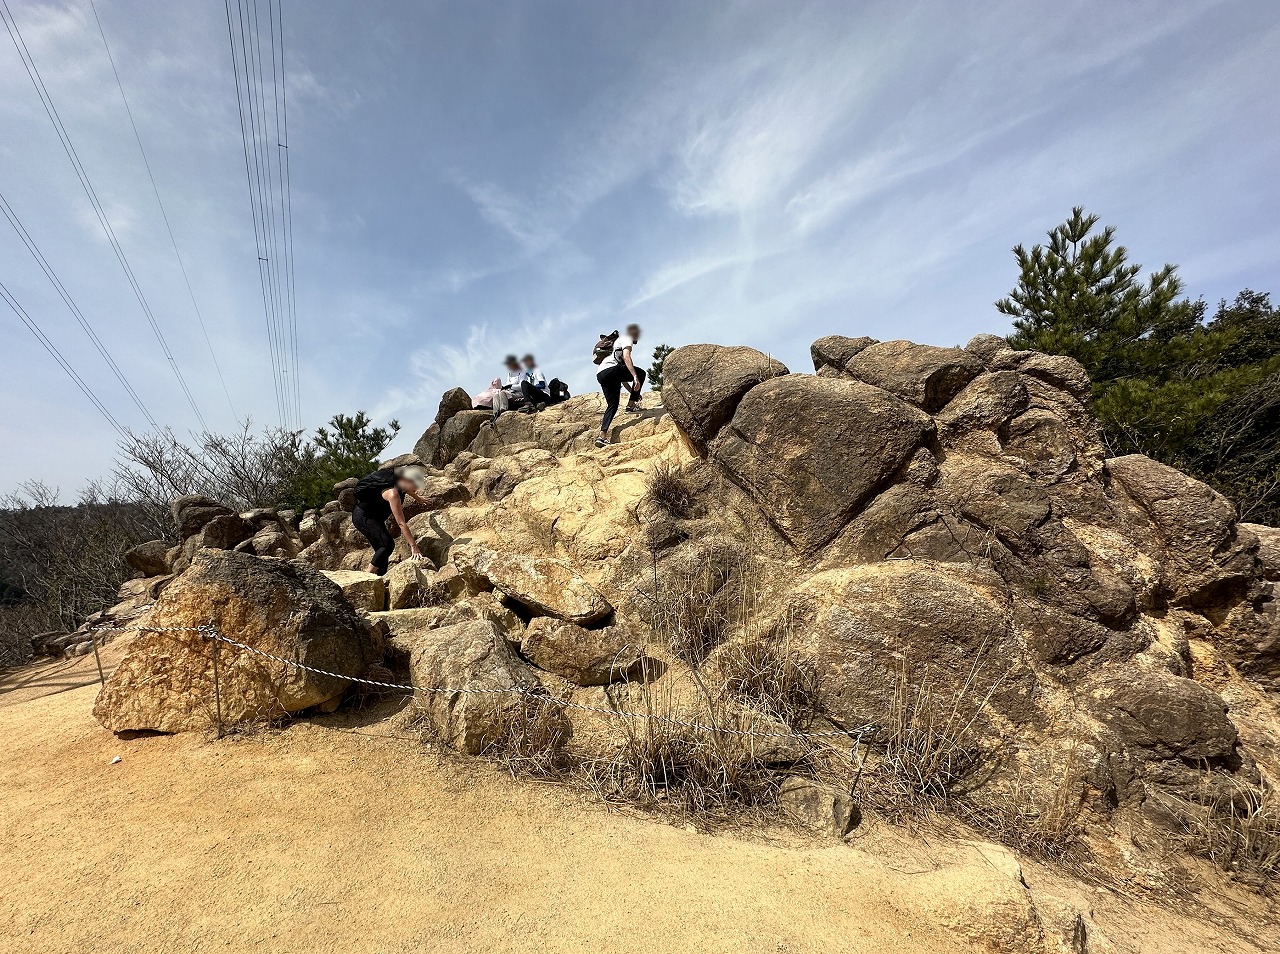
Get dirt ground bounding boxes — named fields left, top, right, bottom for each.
left=1, top=652, right=1276, bottom=954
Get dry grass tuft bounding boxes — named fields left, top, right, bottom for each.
left=486, top=693, right=572, bottom=779
left=956, top=756, right=1089, bottom=864
left=854, top=651, right=1011, bottom=819
left=645, top=462, right=698, bottom=520
left=1158, top=772, right=1280, bottom=888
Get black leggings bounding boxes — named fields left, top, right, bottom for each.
left=598, top=364, right=646, bottom=433
left=351, top=505, right=395, bottom=574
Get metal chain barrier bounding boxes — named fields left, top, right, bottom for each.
left=88, top=620, right=872, bottom=743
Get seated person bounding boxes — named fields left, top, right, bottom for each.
left=517, top=354, right=571, bottom=412
left=516, top=353, right=550, bottom=410
left=491, top=354, right=527, bottom=419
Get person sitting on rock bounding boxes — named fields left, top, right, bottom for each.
left=517, top=353, right=549, bottom=410
left=595, top=323, right=646, bottom=447
left=490, top=354, right=527, bottom=420
left=351, top=464, right=429, bottom=576
left=515, top=353, right=570, bottom=412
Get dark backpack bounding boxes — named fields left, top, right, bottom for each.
left=592, top=331, right=619, bottom=365
left=353, top=468, right=397, bottom=507
left=549, top=378, right=571, bottom=402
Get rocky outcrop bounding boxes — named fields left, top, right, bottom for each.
left=844, top=340, right=984, bottom=412
left=386, top=617, right=569, bottom=754
left=125, top=539, right=171, bottom=577
left=94, top=550, right=380, bottom=733
left=1107, top=454, right=1258, bottom=606
left=660, top=345, right=788, bottom=451
left=461, top=547, right=612, bottom=624
left=320, top=570, right=387, bottom=613
left=712, top=375, right=933, bottom=552
left=521, top=618, right=647, bottom=686
left=94, top=330, right=1280, bottom=883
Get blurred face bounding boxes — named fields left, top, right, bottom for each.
left=505, top=359, right=520, bottom=373
left=522, top=356, right=536, bottom=369
left=626, top=325, right=641, bottom=342
left=396, top=477, right=418, bottom=494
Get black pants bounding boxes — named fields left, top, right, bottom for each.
left=520, top=381, right=547, bottom=405
left=351, top=505, right=395, bottom=574
left=598, top=364, right=646, bottom=433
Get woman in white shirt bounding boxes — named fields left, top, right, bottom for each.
left=595, top=324, right=646, bottom=447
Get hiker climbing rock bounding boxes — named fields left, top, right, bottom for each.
left=595, top=323, right=646, bottom=447
left=350, top=463, right=431, bottom=575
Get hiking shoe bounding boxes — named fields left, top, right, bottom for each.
left=594, top=436, right=612, bottom=448
left=625, top=403, right=641, bottom=414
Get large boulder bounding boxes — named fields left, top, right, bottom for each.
left=170, top=495, right=236, bottom=541
left=200, top=513, right=254, bottom=550
left=712, top=375, right=934, bottom=552
left=1241, top=523, right=1280, bottom=581
left=660, top=344, right=788, bottom=451
left=433, top=410, right=490, bottom=467
left=412, top=387, right=474, bottom=464
left=809, top=335, right=877, bottom=373
left=1107, top=455, right=1259, bottom=606
left=782, top=561, right=1036, bottom=733
left=94, top=550, right=380, bottom=734
left=388, top=617, right=569, bottom=755
left=844, top=340, right=984, bottom=412
left=320, top=569, right=387, bottom=612
left=461, top=547, right=612, bottom=624
left=124, top=539, right=172, bottom=577
left=521, top=618, right=647, bottom=686
left=1087, top=667, right=1238, bottom=762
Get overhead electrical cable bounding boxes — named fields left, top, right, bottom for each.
left=225, top=0, right=294, bottom=427
left=89, top=0, right=238, bottom=422
left=0, top=191, right=159, bottom=429
left=0, top=0, right=209, bottom=432
left=272, top=0, right=301, bottom=425
left=0, top=280, right=128, bottom=438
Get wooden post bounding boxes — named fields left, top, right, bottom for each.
left=91, top=635, right=106, bottom=687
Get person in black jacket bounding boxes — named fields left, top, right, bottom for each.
left=350, top=464, right=431, bottom=575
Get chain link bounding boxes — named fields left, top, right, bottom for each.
left=88, top=621, right=871, bottom=742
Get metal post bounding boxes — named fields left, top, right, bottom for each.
left=209, top=627, right=224, bottom=739
left=91, top=636, right=106, bottom=687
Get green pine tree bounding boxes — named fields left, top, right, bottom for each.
left=998, top=210, right=1280, bottom=523
left=283, top=412, right=401, bottom=510
left=649, top=344, right=675, bottom=391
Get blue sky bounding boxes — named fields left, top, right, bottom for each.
left=2, top=0, right=1278, bottom=494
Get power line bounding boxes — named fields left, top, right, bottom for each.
left=0, top=191, right=159, bottom=429
left=273, top=0, right=302, bottom=426
left=1, top=0, right=209, bottom=432
left=88, top=0, right=238, bottom=422
left=225, top=0, right=293, bottom=428
left=0, top=280, right=127, bottom=439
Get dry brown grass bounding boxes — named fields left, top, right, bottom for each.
left=574, top=550, right=855, bottom=822
left=1157, top=772, right=1280, bottom=888
left=644, top=461, right=698, bottom=520
left=956, top=754, right=1089, bottom=865
left=855, top=658, right=1000, bottom=813
left=486, top=693, right=572, bottom=779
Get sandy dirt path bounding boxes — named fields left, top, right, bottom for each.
left=1, top=677, right=1272, bottom=954
left=1, top=683, right=974, bottom=954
